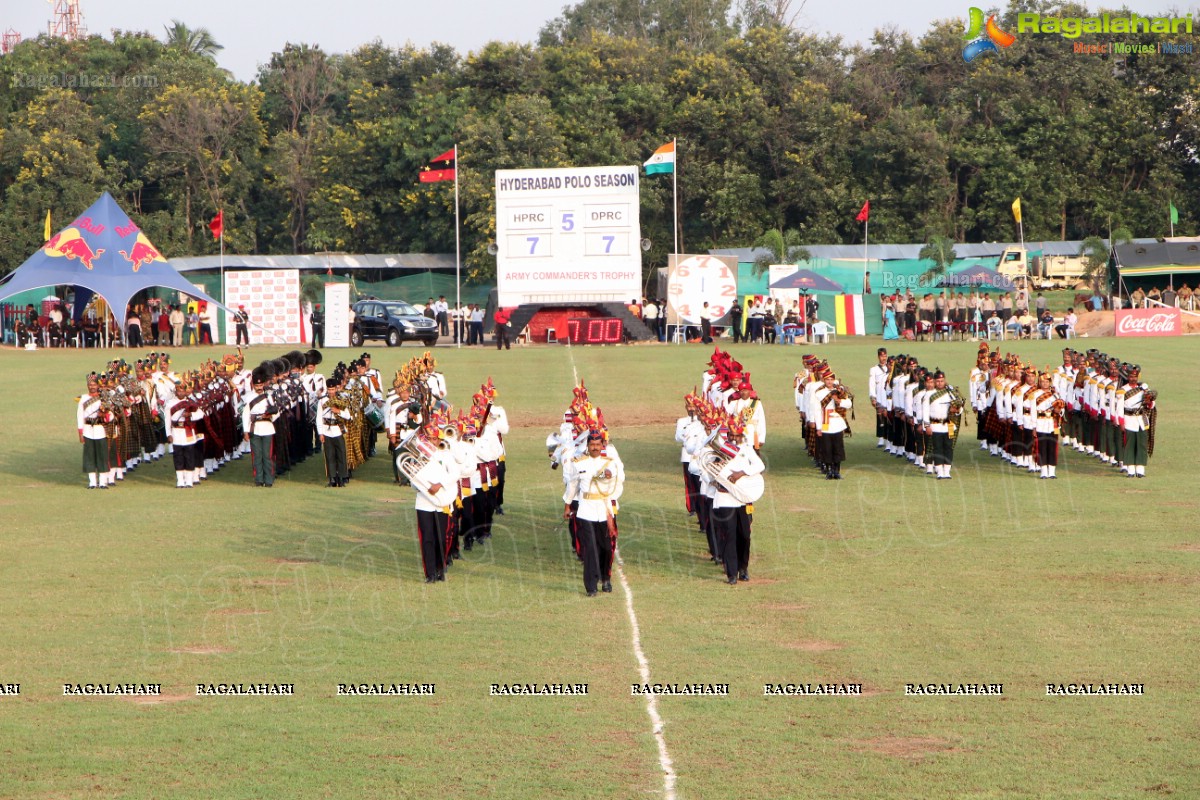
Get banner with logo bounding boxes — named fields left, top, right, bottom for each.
left=1115, top=306, right=1181, bottom=337
left=223, top=269, right=301, bottom=344
left=324, top=283, right=351, bottom=348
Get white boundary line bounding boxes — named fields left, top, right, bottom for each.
left=563, top=346, right=676, bottom=798
left=616, top=549, right=678, bottom=800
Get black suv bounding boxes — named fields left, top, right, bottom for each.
left=350, top=300, right=439, bottom=347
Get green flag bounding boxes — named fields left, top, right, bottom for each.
left=1170, top=203, right=1179, bottom=225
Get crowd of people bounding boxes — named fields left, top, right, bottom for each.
left=867, top=348, right=967, bottom=479
left=967, top=345, right=1157, bottom=479
left=1129, top=284, right=1196, bottom=310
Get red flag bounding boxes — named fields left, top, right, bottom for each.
left=856, top=201, right=870, bottom=223
left=419, top=148, right=456, bottom=183
left=209, top=209, right=224, bottom=239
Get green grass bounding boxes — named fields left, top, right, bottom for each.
left=0, top=336, right=1196, bottom=799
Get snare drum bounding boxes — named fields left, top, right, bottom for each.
left=364, top=404, right=386, bottom=430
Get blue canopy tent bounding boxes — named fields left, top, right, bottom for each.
left=768, top=269, right=845, bottom=292
left=0, top=193, right=228, bottom=331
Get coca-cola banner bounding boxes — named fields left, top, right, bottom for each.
left=1115, top=306, right=1181, bottom=337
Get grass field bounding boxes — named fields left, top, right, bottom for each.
left=0, top=335, right=1196, bottom=799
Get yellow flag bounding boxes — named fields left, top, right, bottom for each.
left=1012, top=198, right=1022, bottom=224
left=44, top=210, right=51, bottom=241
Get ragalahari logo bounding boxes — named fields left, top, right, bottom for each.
left=963, top=7, right=1016, bottom=62
left=43, top=227, right=105, bottom=270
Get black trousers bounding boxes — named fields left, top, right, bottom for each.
left=818, top=431, right=846, bottom=465
left=701, top=319, right=712, bottom=343
left=711, top=503, right=751, bottom=580
left=576, top=517, right=612, bottom=594
left=312, top=324, right=323, bottom=347
left=236, top=324, right=249, bottom=345
left=416, top=510, right=447, bottom=580
left=929, top=432, right=954, bottom=466
left=496, top=323, right=510, bottom=349
left=495, top=460, right=506, bottom=507
left=695, top=493, right=716, bottom=558
left=323, top=435, right=347, bottom=482
left=1037, top=432, right=1058, bottom=466
left=682, top=464, right=700, bottom=513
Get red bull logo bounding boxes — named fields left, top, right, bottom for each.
left=119, top=232, right=164, bottom=272
left=44, top=227, right=105, bottom=269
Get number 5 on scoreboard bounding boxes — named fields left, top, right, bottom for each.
left=561, top=212, right=574, bottom=232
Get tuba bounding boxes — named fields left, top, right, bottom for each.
left=695, top=445, right=764, bottom=504
left=395, top=434, right=457, bottom=508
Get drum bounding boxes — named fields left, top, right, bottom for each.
left=364, top=403, right=386, bottom=430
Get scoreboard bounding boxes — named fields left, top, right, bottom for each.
left=565, top=317, right=623, bottom=344
left=495, top=166, right=642, bottom=308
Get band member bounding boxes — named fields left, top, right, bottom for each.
left=386, top=383, right=420, bottom=484
left=242, top=368, right=279, bottom=487
left=412, top=431, right=457, bottom=582
left=921, top=369, right=964, bottom=480
left=563, top=429, right=625, bottom=596
left=167, top=379, right=204, bottom=488
left=869, top=347, right=888, bottom=448
left=300, top=350, right=326, bottom=455
left=1031, top=371, right=1062, bottom=479
left=77, top=374, right=111, bottom=489
left=483, top=390, right=510, bottom=515
left=726, top=376, right=766, bottom=452
left=1118, top=364, right=1154, bottom=478
left=809, top=370, right=853, bottom=479
left=317, top=374, right=350, bottom=486
left=676, top=396, right=704, bottom=517
left=360, top=353, right=385, bottom=457
left=709, top=422, right=764, bottom=584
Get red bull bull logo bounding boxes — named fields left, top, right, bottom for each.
left=119, top=232, right=164, bottom=272
left=43, top=227, right=105, bottom=269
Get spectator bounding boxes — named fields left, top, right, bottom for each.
left=772, top=300, right=784, bottom=344
left=1147, top=286, right=1162, bottom=306
left=699, top=302, right=713, bottom=344
left=436, top=295, right=449, bottom=336
left=1090, top=293, right=1103, bottom=312
left=1056, top=308, right=1077, bottom=339
left=185, top=308, right=199, bottom=346
left=747, top=297, right=764, bottom=343
left=126, top=307, right=143, bottom=348
left=169, top=304, right=185, bottom=346
left=1037, top=309, right=1054, bottom=339
left=157, top=305, right=172, bottom=345
left=643, top=299, right=660, bottom=341
left=728, top=299, right=742, bottom=343
left=999, top=292, right=1013, bottom=325
left=449, top=303, right=463, bottom=344
left=494, top=307, right=512, bottom=350
left=1035, top=292, right=1047, bottom=316
left=763, top=306, right=776, bottom=344
left=199, top=303, right=215, bottom=344
left=1131, top=287, right=1146, bottom=308
left=627, top=298, right=642, bottom=319
left=469, top=304, right=485, bottom=345
left=1178, top=283, right=1194, bottom=311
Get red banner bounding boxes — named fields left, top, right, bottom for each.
left=1114, top=306, right=1181, bottom=337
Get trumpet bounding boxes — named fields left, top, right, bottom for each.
left=695, top=444, right=764, bottom=505
left=395, top=434, right=457, bottom=508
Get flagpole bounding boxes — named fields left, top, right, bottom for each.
left=863, top=216, right=869, bottom=295
left=219, top=222, right=225, bottom=345
left=454, top=144, right=461, bottom=350
left=672, top=137, right=679, bottom=257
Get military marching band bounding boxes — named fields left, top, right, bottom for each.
left=70, top=334, right=1159, bottom=587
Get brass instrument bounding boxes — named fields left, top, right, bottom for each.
left=395, top=433, right=457, bottom=507
left=695, top=439, right=764, bottom=504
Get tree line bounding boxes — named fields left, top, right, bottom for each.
left=0, top=1, right=1196, bottom=284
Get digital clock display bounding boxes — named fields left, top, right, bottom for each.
left=565, top=317, right=623, bottom=344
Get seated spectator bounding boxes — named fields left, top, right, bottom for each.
left=1056, top=308, right=1077, bottom=339
left=1037, top=310, right=1054, bottom=339
left=1013, top=310, right=1035, bottom=338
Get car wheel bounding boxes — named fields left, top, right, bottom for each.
left=421, top=337, right=437, bottom=348
left=387, top=328, right=401, bottom=347
left=350, top=328, right=364, bottom=348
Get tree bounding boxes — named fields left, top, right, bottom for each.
left=163, top=21, right=224, bottom=61
left=1079, top=235, right=1110, bottom=295
left=919, top=235, right=957, bottom=284
left=752, top=228, right=810, bottom=276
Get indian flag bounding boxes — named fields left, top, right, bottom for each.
left=644, top=141, right=675, bottom=175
